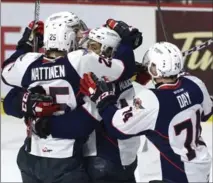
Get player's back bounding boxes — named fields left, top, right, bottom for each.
left=2, top=52, right=88, bottom=158
left=3, top=48, right=126, bottom=159
left=147, top=75, right=212, bottom=183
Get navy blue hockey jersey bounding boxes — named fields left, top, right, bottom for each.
left=99, top=75, right=213, bottom=183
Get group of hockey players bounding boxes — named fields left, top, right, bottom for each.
left=1, top=11, right=212, bottom=183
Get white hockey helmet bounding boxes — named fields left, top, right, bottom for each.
left=45, top=11, right=80, bottom=29
left=45, top=11, right=88, bottom=33
left=87, top=27, right=121, bottom=57
left=44, top=13, right=77, bottom=53
left=144, top=42, right=184, bottom=78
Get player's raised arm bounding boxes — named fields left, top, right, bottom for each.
left=105, top=19, right=143, bottom=80
left=2, top=21, right=44, bottom=69
left=1, top=19, right=44, bottom=87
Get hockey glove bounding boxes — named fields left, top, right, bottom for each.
left=80, top=72, right=117, bottom=112
left=133, top=61, right=152, bottom=85
left=105, top=19, right=143, bottom=50
left=34, top=117, right=51, bottom=139
left=20, top=86, right=60, bottom=117
left=17, top=20, right=44, bottom=51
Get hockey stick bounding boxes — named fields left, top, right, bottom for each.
left=156, top=0, right=169, bottom=42
left=24, top=0, right=41, bottom=152
left=137, top=38, right=213, bottom=67
left=155, top=0, right=213, bottom=58
left=33, top=0, right=40, bottom=52
left=182, top=38, right=213, bottom=58
left=155, top=0, right=213, bottom=55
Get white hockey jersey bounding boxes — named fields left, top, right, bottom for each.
left=2, top=49, right=125, bottom=158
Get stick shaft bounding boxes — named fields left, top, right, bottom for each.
left=156, top=0, right=169, bottom=42
left=182, top=38, right=213, bottom=57
left=26, top=0, right=40, bottom=152
left=33, top=0, right=40, bottom=52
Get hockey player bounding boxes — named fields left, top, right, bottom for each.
left=2, top=13, right=126, bottom=183
left=42, top=20, right=142, bottom=183
left=80, top=42, right=212, bottom=183
left=82, top=19, right=142, bottom=183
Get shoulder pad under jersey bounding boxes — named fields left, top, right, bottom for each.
left=2, top=52, right=43, bottom=87
left=183, top=75, right=205, bottom=90
left=67, top=50, right=124, bottom=82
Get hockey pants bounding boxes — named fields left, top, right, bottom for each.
left=84, top=156, right=137, bottom=183
left=17, top=145, right=89, bottom=183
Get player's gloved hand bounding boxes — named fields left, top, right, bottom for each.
left=105, top=19, right=143, bottom=50
left=20, top=86, right=60, bottom=117
left=34, top=117, right=51, bottom=139
left=135, top=61, right=148, bottom=73
left=80, top=72, right=117, bottom=112
left=125, top=28, right=143, bottom=50
left=17, top=20, right=44, bottom=50
left=133, top=61, right=152, bottom=85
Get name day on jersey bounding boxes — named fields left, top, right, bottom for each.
left=173, top=88, right=192, bottom=108
left=31, top=65, right=66, bottom=81
left=177, top=91, right=192, bottom=108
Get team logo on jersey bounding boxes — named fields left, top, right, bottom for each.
left=42, top=147, right=53, bottom=153
left=133, top=98, right=144, bottom=109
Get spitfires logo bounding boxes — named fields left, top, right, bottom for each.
left=42, top=147, right=53, bottom=153
left=133, top=98, right=144, bottom=109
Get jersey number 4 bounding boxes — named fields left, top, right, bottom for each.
left=174, top=110, right=206, bottom=161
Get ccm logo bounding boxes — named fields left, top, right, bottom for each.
left=22, top=92, right=30, bottom=112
